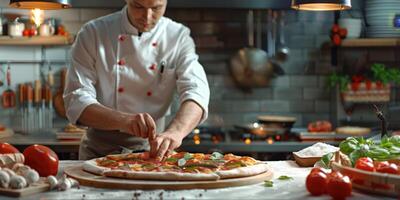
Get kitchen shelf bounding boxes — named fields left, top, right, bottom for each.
left=0, top=36, right=74, bottom=46
left=340, top=38, right=400, bottom=47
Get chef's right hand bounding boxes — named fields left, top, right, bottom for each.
left=121, top=113, right=156, bottom=140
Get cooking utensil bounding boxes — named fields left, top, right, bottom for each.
left=275, top=11, right=290, bottom=63
left=2, top=64, right=16, bottom=108
left=26, top=84, right=33, bottom=134
left=34, top=80, right=42, bottom=132
left=53, top=68, right=67, bottom=118
left=257, top=115, right=296, bottom=129
left=234, top=123, right=287, bottom=138
left=18, top=84, right=25, bottom=133
left=230, top=10, right=272, bottom=89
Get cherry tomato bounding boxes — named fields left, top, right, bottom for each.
left=307, top=121, right=332, bottom=132
left=355, top=157, right=375, bottom=172
left=310, top=167, right=329, bottom=175
left=358, top=157, right=373, bottom=163
left=29, top=28, right=36, bottom=36
left=0, top=143, right=20, bottom=154
left=306, top=172, right=327, bottom=196
left=23, top=29, right=30, bottom=37
left=332, top=24, right=340, bottom=33
left=351, top=82, right=360, bottom=91
left=332, top=34, right=342, bottom=46
left=376, top=81, right=384, bottom=89
left=376, top=162, right=398, bottom=174
left=339, top=28, right=348, bottom=38
left=23, top=145, right=59, bottom=177
left=365, top=80, right=372, bottom=90
left=327, top=171, right=352, bottom=199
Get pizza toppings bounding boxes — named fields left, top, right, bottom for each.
left=89, top=151, right=270, bottom=180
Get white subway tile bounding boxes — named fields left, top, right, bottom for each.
left=0, top=46, right=41, bottom=60
left=63, top=21, right=84, bottom=34
left=44, top=9, right=80, bottom=21
left=80, top=9, right=117, bottom=22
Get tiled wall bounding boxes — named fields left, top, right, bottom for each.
left=1, top=2, right=377, bottom=130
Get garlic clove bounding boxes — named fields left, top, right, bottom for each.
left=0, top=170, right=10, bottom=188
left=47, top=175, right=58, bottom=190
left=9, top=175, right=27, bottom=189
left=23, top=169, right=39, bottom=185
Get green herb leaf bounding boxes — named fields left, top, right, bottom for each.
left=165, top=157, right=178, bottom=163
left=183, top=153, right=193, bottom=160
left=278, top=175, right=293, bottom=180
left=211, top=152, right=224, bottom=160
left=264, top=180, right=273, bottom=187
left=317, top=152, right=334, bottom=169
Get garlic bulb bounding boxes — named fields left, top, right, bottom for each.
left=58, top=178, right=71, bottom=191
left=47, top=176, right=58, bottom=190
left=3, top=168, right=16, bottom=178
left=12, top=164, right=30, bottom=176
left=9, top=175, right=27, bottom=189
left=23, top=169, right=39, bottom=185
left=0, top=170, right=10, bottom=188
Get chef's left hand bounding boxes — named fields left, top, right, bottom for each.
left=149, top=131, right=184, bottom=161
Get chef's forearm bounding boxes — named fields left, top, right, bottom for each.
left=78, top=104, right=128, bottom=131
left=165, top=100, right=203, bottom=138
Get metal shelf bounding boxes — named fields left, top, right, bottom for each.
left=0, top=36, right=74, bottom=46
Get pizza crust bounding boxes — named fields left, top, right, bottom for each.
left=216, top=163, right=270, bottom=179
left=103, top=170, right=220, bottom=181
left=83, top=159, right=111, bottom=175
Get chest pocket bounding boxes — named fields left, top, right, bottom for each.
left=158, top=61, right=176, bottom=89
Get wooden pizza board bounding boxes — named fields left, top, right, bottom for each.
left=64, top=164, right=273, bottom=190
left=0, top=178, right=50, bottom=197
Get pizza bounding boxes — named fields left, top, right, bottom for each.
left=83, top=151, right=270, bottom=181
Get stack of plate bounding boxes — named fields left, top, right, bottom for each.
left=365, top=0, right=400, bottom=38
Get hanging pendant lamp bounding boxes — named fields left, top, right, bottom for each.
left=291, top=0, right=351, bottom=11
left=9, top=0, right=71, bottom=10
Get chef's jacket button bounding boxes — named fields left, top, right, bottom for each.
left=152, top=42, right=157, bottom=47
left=118, top=35, right=126, bottom=42
left=118, top=87, right=124, bottom=93
left=147, top=91, right=152, bottom=96
left=118, top=59, right=126, bottom=65
left=149, top=64, right=156, bottom=70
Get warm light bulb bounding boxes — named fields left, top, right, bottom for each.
left=244, top=138, right=252, bottom=145
left=31, top=8, right=44, bottom=27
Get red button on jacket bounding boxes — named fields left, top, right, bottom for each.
left=118, top=87, right=124, bottom=93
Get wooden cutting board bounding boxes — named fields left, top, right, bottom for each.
left=64, top=165, right=273, bottom=190
left=0, top=178, right=50, bottom=197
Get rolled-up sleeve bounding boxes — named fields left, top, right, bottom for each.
left=175, top=28, right=210, bottom=124
left=64, top=23, right=99, bottom=124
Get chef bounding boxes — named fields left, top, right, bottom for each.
left=64, top=0, right=210, bottom=160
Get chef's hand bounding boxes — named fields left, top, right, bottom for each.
left=149, top=131, right=184, bottom=161
left=121, top=113, right=156, bottom=140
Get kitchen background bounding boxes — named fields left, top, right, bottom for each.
left=0, top=0, right=399, bottom=159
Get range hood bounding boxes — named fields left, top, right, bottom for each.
left=70, top=0, right=292, bottom=9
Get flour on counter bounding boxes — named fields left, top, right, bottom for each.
left=295, top=142, right=339, bottom=157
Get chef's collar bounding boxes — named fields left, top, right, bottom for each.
left=121, top=6, right=159, bottom=38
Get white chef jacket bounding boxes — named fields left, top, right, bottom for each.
left=63, top=6, right=209, bottom=157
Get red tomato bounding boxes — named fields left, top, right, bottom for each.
left=327, top=171, right=352, bottom=199
left=306, top=172, right=327, bottom=196
left=308, top=121, right=332, bottom=132
left=310, top=167, right=329, bottom=175
left=358, top=157, right=373, bottom=163
left=365, top=80, right=372, bottom=90
left=355, top=157, right=375, bottom=172
left=23, top=29, right=30, bottom=37
left=376, top=162, right=398, bottom=174
left=332, top=34, right=341, bottom=46
left=23, top=145, right=59, bottom=177
left=376, top=81, right=384, bottom=89
left=332, top=24, right=340, bottom=33
left=29, top=29, right=36, bottom=36
left=0, top=143, right=20, bottom=154
left=339, top=28, right=348, bottom=38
